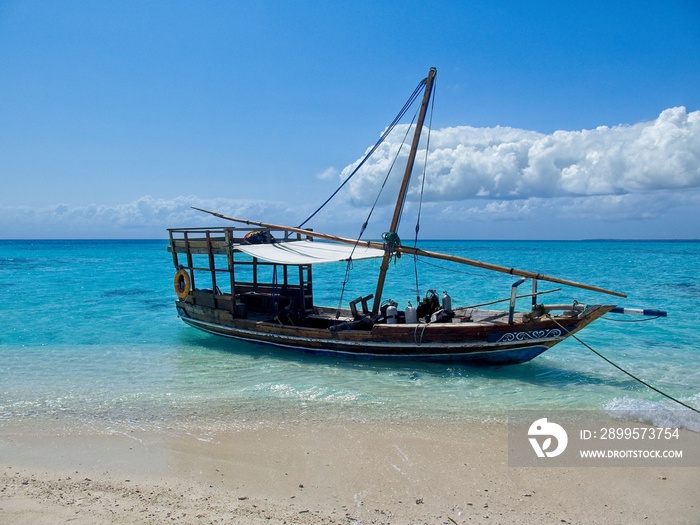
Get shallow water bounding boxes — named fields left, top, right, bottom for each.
left=1, top=239, right=698, bottom=433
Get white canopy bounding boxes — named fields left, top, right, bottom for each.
left=236, top=240, right=384, bottom=265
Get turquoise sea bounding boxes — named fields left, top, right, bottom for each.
left=1, top=239, right=699, bottom=433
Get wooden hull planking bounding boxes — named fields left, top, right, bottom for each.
left=175, top=300, right=614, bottom=365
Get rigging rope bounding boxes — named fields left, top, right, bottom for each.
left=333, top=112, right=418, bottom=319
left=547, top=315, right=700, bottom=415
left=381, top=231, right=402, bottom=264
left=295, top=78, right=427, bottom=232
left=412, top=78, right=436, bottom=302
left=358, top=111, right=417, bottom=238
left=302, top=73, right=432, bottom=319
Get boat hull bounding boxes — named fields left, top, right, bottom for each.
left=175, top=301, right=614, bottom=365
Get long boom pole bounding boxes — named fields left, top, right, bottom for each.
left=190, top=207, right=627, bottom=298
left=372, top=67, right=437, bottom=313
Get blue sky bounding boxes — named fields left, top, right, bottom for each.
left=1, top=0, right=699, bottom=239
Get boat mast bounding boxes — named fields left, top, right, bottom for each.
left=372, top=67, right=437, bottom=315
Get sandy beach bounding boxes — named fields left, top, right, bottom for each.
left=1, top=418, right=697, bottom=524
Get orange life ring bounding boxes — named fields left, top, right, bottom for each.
left=174, top=269, right=191, bottom=299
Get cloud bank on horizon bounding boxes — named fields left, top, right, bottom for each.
left=344, top=106, right=700, bottom=203
left=3, top=107, right=699, bottom=239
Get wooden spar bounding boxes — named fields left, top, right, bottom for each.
left=372, top=67, right=437, bottom=314
left=190, top=207, right=376, bottom=248
left=190, top=206, right=628, bottom=298
left=404, top=245, right=628, bottom=298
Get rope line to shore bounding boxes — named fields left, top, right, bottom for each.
left=547, top=315, right=700, bottom=415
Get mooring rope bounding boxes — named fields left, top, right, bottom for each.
left=546, top=315, right=700, bottom=414
left=603, top=316, right=663, bottom=323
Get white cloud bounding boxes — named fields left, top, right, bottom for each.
left=0, top=196, right=297, bottom=239
left=315, top=166, right=337, bottom=181
left=342, top=107, right=700, bottom=203
left=2, top=108, right=699, bottom=239
left=2, top=188, right=698, bottom=240
left=430, top=190, right=700, bottom=223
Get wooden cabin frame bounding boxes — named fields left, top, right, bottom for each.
left=168, top=227, right=314, bottom=321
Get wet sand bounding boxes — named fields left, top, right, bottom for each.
left=1, top=418, right=698, bottom=524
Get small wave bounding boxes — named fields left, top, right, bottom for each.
left=268, top=383, right=360, bottom=403
left=604, top=395, right=700, bottom=432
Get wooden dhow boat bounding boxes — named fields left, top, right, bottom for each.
left=167, top=68, right=660, bottom=365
